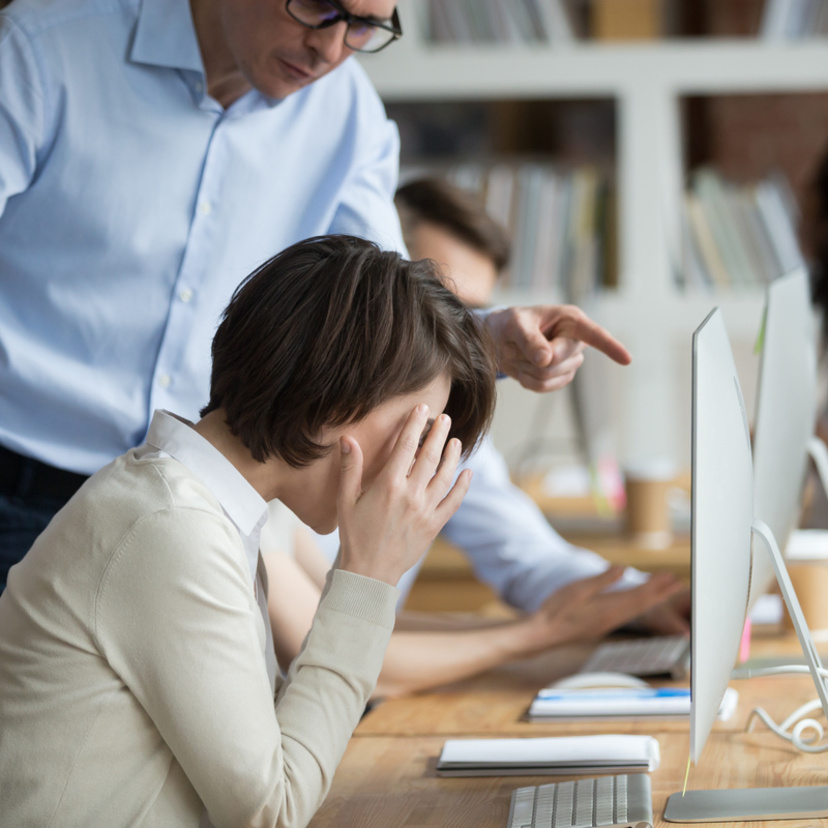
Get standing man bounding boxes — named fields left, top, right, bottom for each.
left=0, top=0, right=629, bottom=584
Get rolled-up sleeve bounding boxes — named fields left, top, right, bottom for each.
left=442, top=438, right=647, bottom=612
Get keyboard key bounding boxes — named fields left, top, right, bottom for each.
left=594, top=776, right=614, bottom=825
left=554, top=781, right=575, bottom=828
left=510, top=786, right=536, bottom=828
left=574, top=779, right=595, bottom=826
left=535, top=783, right=556, bottom=827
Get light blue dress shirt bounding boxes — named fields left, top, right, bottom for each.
left=0, top=0, right=403, bottom=474
left=1, top=0, right=648, bottom=612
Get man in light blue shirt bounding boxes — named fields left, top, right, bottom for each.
left=0, top=0, right=631, bottom=587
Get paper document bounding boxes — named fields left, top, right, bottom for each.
left=527, top=685, right=738, bottom=721
left=436, top=734, right=660, bottom=777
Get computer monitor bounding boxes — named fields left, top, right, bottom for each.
left=664, top=307, right=828, bottom=823
left=749, top=268, right=819, bottom=611
left=687, top=308, right=755, bottom=767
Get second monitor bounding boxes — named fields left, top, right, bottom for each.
left=664, top=306, right=828, bottom=823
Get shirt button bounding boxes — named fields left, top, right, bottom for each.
left=179, top=288, right=193, bottom=303
left=158, top=374, right=172, bottom=388
left=199, top=200, right=212, bottom=216
left=195, top=81, right=204, bottom=95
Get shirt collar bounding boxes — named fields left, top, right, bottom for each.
left=130, top=0, right=204, bottom=74
left=129, top=0, right=280, bottom=110
left=144, top=410, right=268, bottom=571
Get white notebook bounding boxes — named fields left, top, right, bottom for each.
left=436, top=734, right=660, bottom=777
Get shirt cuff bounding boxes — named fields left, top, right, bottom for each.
left=321, top=568, right=399, bottom=630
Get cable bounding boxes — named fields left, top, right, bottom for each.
left=746, top=699, right=828, bottom=753
left=734, top=664, right=828, bottom=680
left=737, top=663, right=828, bottom=753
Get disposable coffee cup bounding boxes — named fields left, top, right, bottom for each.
left=624, top=458, right=677, bottom=550
left=782, top=561, right=828, bottom=637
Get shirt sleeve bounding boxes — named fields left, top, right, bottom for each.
left=94, top=508, right=398, bottom=828
left=0, top=12, right=45, bottom=218
left=326, top=64, right=407, bottom=255
left=440, top=438, right=647, bottom=612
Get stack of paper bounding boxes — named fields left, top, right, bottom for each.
left=436, top=734, right=660, bottom=777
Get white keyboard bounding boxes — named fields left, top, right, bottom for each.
left=580, top=636, right=690, bottom=679
left=507, top=774, right=653, bottom=828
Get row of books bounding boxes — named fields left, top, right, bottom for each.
left=760, top=0, right=828, bottom=38
left=423, top=0, right=576, bottom=45
left=406, top=161, right=803, bottom=296
left=422, top=0, right=828, bottom=44
left=681, top=168, right=804, bottom=291
left=417, top=162, right=615, bottom=299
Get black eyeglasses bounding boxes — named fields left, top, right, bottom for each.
left=286, top=0, right=402, bottom=54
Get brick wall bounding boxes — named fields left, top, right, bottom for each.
left=685, top=0, right=828, bottom=257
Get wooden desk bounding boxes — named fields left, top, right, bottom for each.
left=356, top=629, right=797, bottom=739
left=309, top=632, right=827, bottom=828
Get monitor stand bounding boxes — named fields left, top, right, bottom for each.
left=664, top=520, right=828, bottom=822
left=809, top=435, right=828, bottom=500
left=664, top=787, right=828, bottom=823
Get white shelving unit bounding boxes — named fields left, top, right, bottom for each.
left=360, top=19, right=828, bottom=469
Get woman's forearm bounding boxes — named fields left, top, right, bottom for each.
left=373, top=618, right=539, bottom=698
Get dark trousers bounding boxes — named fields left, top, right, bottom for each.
left=0, top=447, right=88, bottom=592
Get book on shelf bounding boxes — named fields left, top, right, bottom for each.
left=423, top=160, right=613, bottom=299
left=680, top=167, right=804, bottom=291
left=760, top=0, right=828, bottom=39
left=512, top=165, right=546, bottom=293
left=731, top=188, right=781, bottom=287
left=754, top=172, right=806, bottom=273
left=692, top=169, right=757, bottom=288
left=423, top=0, right=578, bottom=45
left=483, top=163, right=516, bottom=231
left=684, top=191, right=726, bottom=289
left=590, top=0, right=662, bottom=41
left=569, top=167, right=603, bottom=299
left=421, top=0, right=702, bottom=43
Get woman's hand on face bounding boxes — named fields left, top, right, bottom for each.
left=336, top=404, right=472, bottom=586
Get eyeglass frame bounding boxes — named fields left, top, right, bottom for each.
left=285, top=0, right=403, bottom=54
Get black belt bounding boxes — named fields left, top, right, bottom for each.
left=0, top=445, right=89, bottom=501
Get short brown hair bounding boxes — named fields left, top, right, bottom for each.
left=202, top=235, right=497, bottom=466
left=395, top=177, right=511, bottom=274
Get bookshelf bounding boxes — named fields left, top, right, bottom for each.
left=358, top=8, right=828, bottom=471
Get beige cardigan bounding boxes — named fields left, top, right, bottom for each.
left=0, top=448, right=397, bottom=827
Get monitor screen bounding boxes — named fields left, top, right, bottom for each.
left=749, top=268, right=818, bottom=611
